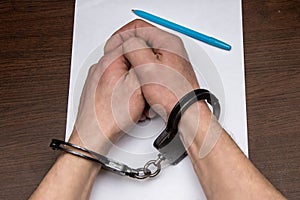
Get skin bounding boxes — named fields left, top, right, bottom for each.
left=30, top=20, right=285, bottom=200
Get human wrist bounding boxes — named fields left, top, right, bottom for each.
left=179, top=99, right=224, bottom=162
left=178, top=101, right=213, bottom=149
left=57, top=150, right=101, bottom=174
left=69, top=128, right=115, bottom=155
left=163, top=86, right=201, bottom=118
left=162, top=88, right=220, bottom=153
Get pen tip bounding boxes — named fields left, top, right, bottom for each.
left=131, top=9, right=135, bottom=12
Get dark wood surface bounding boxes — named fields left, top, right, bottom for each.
left=0, top=1, right=299, bottom=199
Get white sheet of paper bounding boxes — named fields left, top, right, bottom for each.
left=66, top=0, right=247, bottom=199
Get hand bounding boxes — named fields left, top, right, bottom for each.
left=104, top=19, right=200, bottom=119
left=71, top=44, right=145, bottom=153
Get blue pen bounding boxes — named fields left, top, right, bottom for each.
left=132, top=9, right=231, bottom=51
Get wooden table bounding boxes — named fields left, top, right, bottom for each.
left=0, top=1, right=299, bottom=199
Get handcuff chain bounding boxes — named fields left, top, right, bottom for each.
left=50, top=139, right=166, bottom=180
left=133, top=154, right=166, bottom=179
left=50, top=90, right=219, bottom=179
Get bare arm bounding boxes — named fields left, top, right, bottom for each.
left=105, top=19, right=286, bottom=200
left=181, top=102, right=285, bottom=200
left=31, top=19, right=286, bottom=200
left=30, top=32, right=146, bottom=199
left=29, top=131, right=100, bottom=200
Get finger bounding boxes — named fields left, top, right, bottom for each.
left=104, top=19, right=184, bottom=55
left=104, top=19, right=154, bottom=53
left=110, top=67, right=145, bottom=133
left=139, top=114, right=147, bottom=122
left=143, top=106, right=158, bottom=119
left=114, top=19, right=172, bottom=47
left=91, top=45, right=129, bottom=80
left=113, top=19, right=155, bottom=34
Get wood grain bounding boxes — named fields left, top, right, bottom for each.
left=0, top=1, right=74, bottom=199
left=243, top=1, right=300, bottom=198
left=0, top=1, right=299, bottom=199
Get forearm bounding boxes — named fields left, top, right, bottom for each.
left=30, top=131, right=101, bottom=200
left=180, top=102, right=285, bottom=200
left=30, top=153, right=100, bottom=200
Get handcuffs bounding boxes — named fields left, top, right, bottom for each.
left=50, top=89, right=220, bottom=179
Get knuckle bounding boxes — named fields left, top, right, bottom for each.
left=98, top=55, right=112, bottom=68
left=169, top=34, right=183, bottom=44
left=132, top=19, right=151, bottom=27
left=88, top=64, right=97, bottom=74
left=132, top=18, right=144, bottom=24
